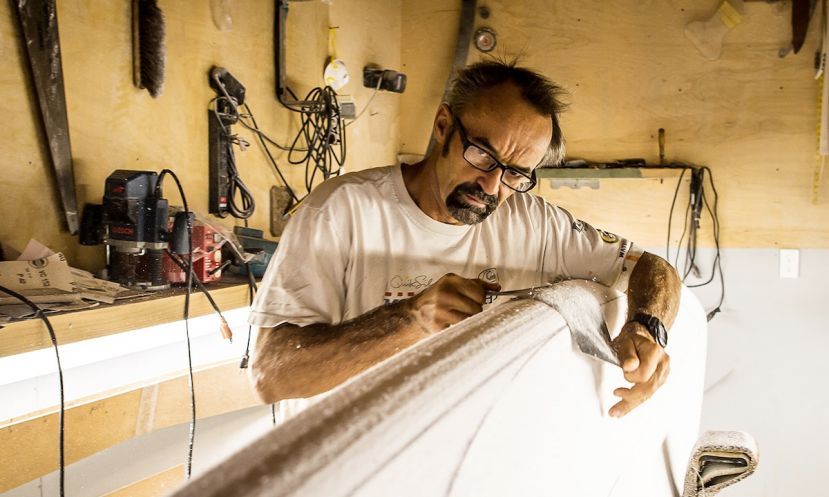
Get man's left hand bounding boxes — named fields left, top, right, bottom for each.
left=608, top=322, right=670, bottom=418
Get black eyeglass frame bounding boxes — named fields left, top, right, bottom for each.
left=453, top=117, right=538, bottom=193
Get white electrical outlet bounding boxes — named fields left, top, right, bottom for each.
left=779, top=249, right=799, bottom=279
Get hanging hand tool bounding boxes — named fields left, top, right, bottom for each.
left=13, top=0, right=80, bottom=234
left=792, top=0, right=817, bottom=54
left=132, top=0, right=166, bottom=97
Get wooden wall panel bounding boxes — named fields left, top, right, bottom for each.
left=400, top=0, right=829, bottom=247
left=0, top=0, right=402, bottom=271
left=103, top=465, right=184, bottom=497
left=0, top=360, right=260, bottom=492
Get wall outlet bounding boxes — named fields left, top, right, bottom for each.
left=779, top=249, right=799, bottom=279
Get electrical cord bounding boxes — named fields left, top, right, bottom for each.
left=283, top=86, right=346, bottom=193
left=345, top=76, right=382, bottom=127
left=224, top=140, right=256, bottom=219
left=237, top=105, right=302, bottom=152
left=239, top=262, right=258, bottom=370
left=238, top=102, right=301, bottom=203
left=0, top=285, right=65, bottom=497
left=234, top=261, right=277, bottom=426
left=690, top=167, right=725, bottom=320
left=165, top=250, right=232, bottom=341
left=271, top=83, right=346, bottom=194
left=665, top=167, right=690, bottom=262
left=155, top=169, right=197, bottom=478
left=665, top=164, right=725, bottom=321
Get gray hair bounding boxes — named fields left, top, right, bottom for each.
left=444, top=59, right=568, bottom=166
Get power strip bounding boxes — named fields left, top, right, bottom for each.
left=208, top=67, right=246, bottom=217
left=208, top=110, right=231, bottom=217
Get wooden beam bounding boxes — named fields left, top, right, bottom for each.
left=536, top=166, right=686, bottom=180
left=0, top=359, right=262, bottom=493
left=102, top=465, right=185, bottom=497
left=0, top=282, right=250, bottom=358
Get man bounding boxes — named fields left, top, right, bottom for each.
left=249, top=60, right=680, bottom=418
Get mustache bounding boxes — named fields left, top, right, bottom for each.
left=453, top=183, right=497, bottom=209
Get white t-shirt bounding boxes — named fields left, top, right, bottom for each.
left=249, top=165, right=640, bottom=328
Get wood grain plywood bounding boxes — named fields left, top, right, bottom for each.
left=103, top=465, right=185, bottom=497
left=0, top=360, right=260, bottom=492
left=399, top=0, right=829, bottom=247
left=0, top=0, right=403, bottom=271
left=0, top=389, right=142, bottom=492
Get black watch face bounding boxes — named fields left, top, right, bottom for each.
left=654, top=324, right=668, bottom=348
left=637, top=314, right=668, bottom=348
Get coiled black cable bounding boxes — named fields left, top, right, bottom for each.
left=225, top=141, right=256, bottom=219
left=285, top=86, right=346, bottom=193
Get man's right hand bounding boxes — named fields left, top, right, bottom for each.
left=404, top=273, right=500, bottom=334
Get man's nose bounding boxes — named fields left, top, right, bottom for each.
left=477, top=168, right=501, bottom=196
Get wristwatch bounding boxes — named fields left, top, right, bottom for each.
left=629, top=313, right=668, bottom=348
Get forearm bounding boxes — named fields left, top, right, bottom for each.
left=251, top=301, right=429, bottom=403
left=626, top=251, right=681, bottom=329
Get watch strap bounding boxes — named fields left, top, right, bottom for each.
left=629, top=312, right=668, bottom=348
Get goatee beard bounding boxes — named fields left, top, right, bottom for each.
left=446, top=183, right=498, bottom=225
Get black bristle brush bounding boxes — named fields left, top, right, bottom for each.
left=132, top=0, right=166, bottom=97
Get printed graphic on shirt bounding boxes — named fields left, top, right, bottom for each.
left=617, top=238, right=633, bottom=274
left=620, top=240, right=641, bottom=276
left=618, top=239, right=632, bottom=259
left=384, top=290, right=416, bottom=304
left=478, top=267, right=500, bottom=305
left=383, top=273, right=435, bottom=305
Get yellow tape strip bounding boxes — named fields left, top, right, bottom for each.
left=813, top=156, right=825, bottom=204
left=328, top=26, right=338, bottom=58
left=814, top=74, right=826, bottom=204
left=718, top=1, right=743, bottom=29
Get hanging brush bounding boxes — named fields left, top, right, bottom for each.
left=132, top=0, right=166, bottom=97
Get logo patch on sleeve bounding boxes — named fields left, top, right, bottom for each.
left=597, top=229, right=619, bottom=244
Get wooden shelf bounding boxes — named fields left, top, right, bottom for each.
left=0, top=280, right=251, bottom=358
left=536, top=166, right=686, bottom=180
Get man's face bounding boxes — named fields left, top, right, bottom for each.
left=435, top=83, right=553, bottom=225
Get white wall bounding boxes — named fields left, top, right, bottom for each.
left=685, top=248, right=829, bottom=497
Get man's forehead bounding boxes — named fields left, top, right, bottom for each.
left=458, top=91, right=552, bottom=169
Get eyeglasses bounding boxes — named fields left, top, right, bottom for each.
left=453, top=117, right=538, bottom=193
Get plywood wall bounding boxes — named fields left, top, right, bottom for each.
left=3, top=0, right=828, bottom=272
left=0, top=0, right=402, bottom=271
left=400, top=0, right=829, bottom=248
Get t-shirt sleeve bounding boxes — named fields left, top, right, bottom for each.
left=543, top=205, right=642, bottom=292
left=248, top=202, right=350, bottom=328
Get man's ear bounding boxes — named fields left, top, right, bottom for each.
left=433, top=104, right=453, bottom=146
